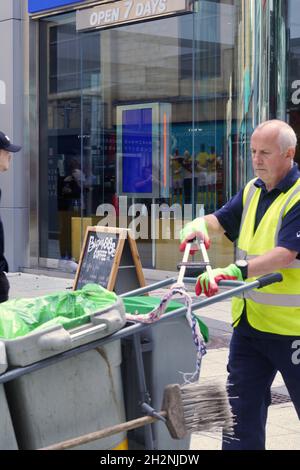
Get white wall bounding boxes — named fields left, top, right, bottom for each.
left=0, top=0, right=29, bottom=271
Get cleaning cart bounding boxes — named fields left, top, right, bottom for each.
left=0, top=271, right=282, bottom=450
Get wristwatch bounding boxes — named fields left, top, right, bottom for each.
left=235, top=259, right=248, bottom=280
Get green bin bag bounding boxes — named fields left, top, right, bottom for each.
left=0, top=284, right=118, bottom=340
left=123, top=296, right=209, bottom=342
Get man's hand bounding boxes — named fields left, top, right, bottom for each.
left=195, top=263, right=243, bottom=297
left=179, top=218, right=210, bottom=254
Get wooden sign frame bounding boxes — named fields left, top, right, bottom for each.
left=73, top=226, right=146, bottom=293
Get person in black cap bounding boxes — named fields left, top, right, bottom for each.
left=0, top=131, right=22, bottom=302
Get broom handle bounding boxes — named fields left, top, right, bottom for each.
left=177, top=242, right=191, bottom=285
left=199, top=239, right=217, bottom=287
left=40, top=411, right=167, bottom=450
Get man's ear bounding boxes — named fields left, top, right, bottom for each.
left=286, top=147, right=296, bottom=161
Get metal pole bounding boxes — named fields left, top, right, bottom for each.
left=184, top=277, right=245, bottom=287
left=120, top=278, right=176, bottom=298
left=132, top=334, right=155, bottom=450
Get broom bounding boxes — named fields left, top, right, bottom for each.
left=125, top=237, right=233, bottom=417
left=40, top=380, right=233, bottom=450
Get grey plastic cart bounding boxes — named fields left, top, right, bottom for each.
left=0, top=342, right=18, bottom=450
left=121, top=308, right=199, bottom=450
left=119, top=273, right=283, bottom=450
left=1, top=298, right=127, bottom=450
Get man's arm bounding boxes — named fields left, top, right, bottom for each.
left=195, top=247, right=298, bottom=297
left=203, top=214, right=226, bottom=236
left=247, top=247, right=298, bottom=278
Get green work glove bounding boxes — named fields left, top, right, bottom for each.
left=195, top=264, right=243, bottom=297
left=179, top=217, right=210, bottom=254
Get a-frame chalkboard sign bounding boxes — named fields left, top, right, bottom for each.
left=73, top=226, right=146, bottom=294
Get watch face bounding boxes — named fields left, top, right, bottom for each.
left=236, top=259, right=248, bottom=267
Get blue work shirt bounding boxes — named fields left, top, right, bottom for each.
left=214, top=163, right=300, bottom=339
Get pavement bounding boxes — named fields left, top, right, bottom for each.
left=5, top=271, right=300, bottom=450
left=187, top=295, right=300, bottom=451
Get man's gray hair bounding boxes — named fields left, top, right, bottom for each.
left=256, top=120, right=297, bottom=152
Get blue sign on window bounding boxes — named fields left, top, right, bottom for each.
left=122, top=108, right=153, bottom=194
left=28, top=0, right=85, bottom=14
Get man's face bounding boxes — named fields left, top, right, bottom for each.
left=0, top=149, right=12, bottom=172
left=250, top=126, right=294, bottom=190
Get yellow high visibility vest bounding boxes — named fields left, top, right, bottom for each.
left=232, top=177, right=300, bottom=335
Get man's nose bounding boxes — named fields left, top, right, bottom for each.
left=253, top=153, right=263, bottom=163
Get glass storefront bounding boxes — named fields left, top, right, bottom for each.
left=287, top=0, right=300, bottom=165
left=37, top=0, right=270, bottom=271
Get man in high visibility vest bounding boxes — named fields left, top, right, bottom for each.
left=180, top=120, right=300, bottom=450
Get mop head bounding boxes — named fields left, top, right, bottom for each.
left=125, top=285, right=206, bottom=382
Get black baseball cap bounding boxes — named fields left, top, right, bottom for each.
left=0, top=131, right=21, bottom=153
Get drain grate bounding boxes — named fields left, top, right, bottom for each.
left=207, top=336, right=231, bottom=349
left=271, top=391, right=291, bottom=405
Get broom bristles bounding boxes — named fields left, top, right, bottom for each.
left=162, top=380, right=235, bottom=439
left=180, top=381, right=234, bottom=434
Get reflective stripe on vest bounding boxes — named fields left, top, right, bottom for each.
left=243, top=290, right=300, bottom=307
left=233, top=177, right=300, bottom=335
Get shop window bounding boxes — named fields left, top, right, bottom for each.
left=287, top=0, right=300, bottom=163
left=180, top=40, right=221, bottom=79
left=37, top=0, right=261, bottom=271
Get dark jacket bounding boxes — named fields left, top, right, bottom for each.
left=0, top=190, right=8, bottom=272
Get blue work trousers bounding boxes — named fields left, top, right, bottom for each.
left=222, top=330, right=300, bottom=450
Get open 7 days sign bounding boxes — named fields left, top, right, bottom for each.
left=76, top=0, right=193, bottom=32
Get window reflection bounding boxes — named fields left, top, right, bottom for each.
left=39, top=1, right=259, bottom=270
left=287, top=0, right=300, bottom=164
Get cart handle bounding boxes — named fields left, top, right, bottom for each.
left=218, top=272, right=283, bottom=289
left=37, top=324, right=108, bottom=352
left=254, top=272, right=283, bottom=288
left=217, top=273, right=283, bottom=289
left=181, top=273, right=284, bottom=313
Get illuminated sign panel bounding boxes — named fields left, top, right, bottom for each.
left=121, top=108, right=153, bottom=195
left=28, top=0, right=84, bottom=14
left=117, top=103, right=170, bottom=198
